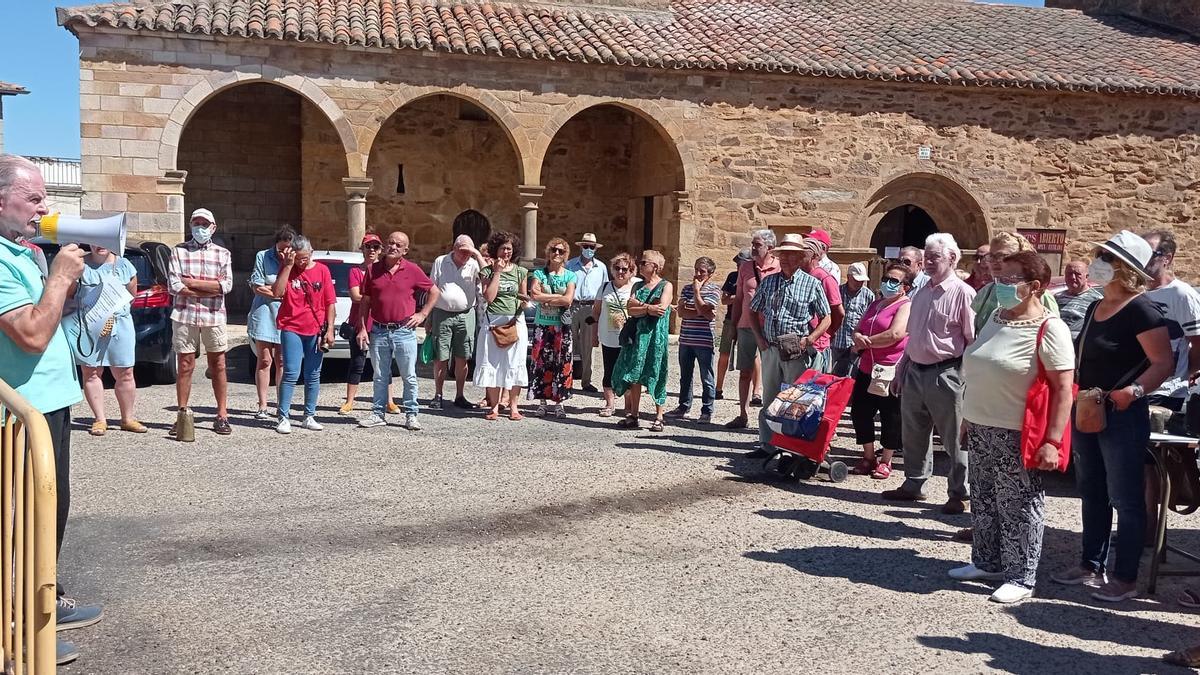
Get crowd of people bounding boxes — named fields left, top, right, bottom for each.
left=4, top=152, right=1200, bottom=665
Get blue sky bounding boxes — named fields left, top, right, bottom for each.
left=2, top=0, right=1045, bottom=159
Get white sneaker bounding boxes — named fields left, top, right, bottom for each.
left=254, top=408, right=272, bottom=420
left=948, top=564, right=1004, bottom=581
left=990, top=583, right=1033, bottom=604
left=358, top=414, right=387, bottom=428
left=554, top=403, right=566, bottom=418
left=405, top=414, right=422, bottom=431
left=302, top=416, right=323, bottom=431
left=275, top=418, right=292, bottom=435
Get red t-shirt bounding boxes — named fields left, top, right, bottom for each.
left=347, top=265, right=372, bottom=332
left=276, top=262, right=336, bottom=336
left=809, top=267, right=842, bottom=352
left=362, top=258, right=434, bottom=325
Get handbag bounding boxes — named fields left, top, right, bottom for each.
left=867, top=363, right=896, bottom=397
left=489, top=309, right=521, bottom=348
left=776, top=333, right=809, bottom=362
left=418, top=332, right=436, bottom=363
left=338, top=321, right=355, bottom=341
left=1021, top=320, right=1077, bottom=472
left=1073, top=303, right=1146, bottom=434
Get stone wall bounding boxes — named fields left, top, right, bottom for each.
left=364, top=95, right=523, bottom=264
left=74, top=28, right=1200, bottom=286
left=300, top=102, right=349, bottom=252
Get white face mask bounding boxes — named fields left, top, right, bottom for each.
left=1088, top=258, right=1115, bottom=285
left=192, top=225, right=213, bottom=245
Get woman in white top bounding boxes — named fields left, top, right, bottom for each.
left=590, top=252, right=636, bottom=417
left=948, top=251, right=1075, bottom=604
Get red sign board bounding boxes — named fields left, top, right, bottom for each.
left=1017, top=228, right=1067, bottom=254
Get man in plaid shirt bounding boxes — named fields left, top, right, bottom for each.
left=747, top=233, right=831, bottom=457
left=167, top=208, right=234, bottom=437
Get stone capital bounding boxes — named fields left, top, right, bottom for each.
left=518, top=184, right=546, bottom=207
left=343, top=177, right=374, bottom=202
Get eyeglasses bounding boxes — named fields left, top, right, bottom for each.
left=363, top=244, right=382, bottom=251
left=994, top=275, right=1029, bottom=285
left=548, top=247, right=567, bottom=255
left=900, top=258, right=914, bottom=266
left=613, top=266, right=631, bottom=273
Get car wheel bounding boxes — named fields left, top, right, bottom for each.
left=155, top=354, right=178, bottom=385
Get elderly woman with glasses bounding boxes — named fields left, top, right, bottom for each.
left=529, top=237, right=577, bottom=417
left=271, top=235, right=336, bottom=434
left=612, top=250, right=674, bottom=431
left=972, top=232, right=1059, bottom=334
left=591, top=252, right=637, bottom=417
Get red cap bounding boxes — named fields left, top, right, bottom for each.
left=808, top=229, right=832, bottom=248
left=361, top=233, right=382, bottom=246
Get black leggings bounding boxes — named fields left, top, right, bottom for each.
left=45, top=407, right=71, bottom=559
left=347, top=333, right=369, bottom=386
left=602, top=345, right=621, bottom=389
left=850, top=369, right=902, bottom=450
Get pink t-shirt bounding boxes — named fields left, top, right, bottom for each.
left=809, top=267, right=842, bottom=352
left=857, top=297, right=911, bottom=373
left=276, top=262, right=336, bottom=336
left=734, top=256, right=780, bottom=330
left=347, top=265, right=372, bottom=332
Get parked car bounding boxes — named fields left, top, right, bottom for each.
left=311, top=250, right=363, bottom=361
left=32, top=237, right=178, bottom=383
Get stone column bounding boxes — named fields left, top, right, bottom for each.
left=518, top=184, right=546, bottom=251
left=156, top=169, right=188, bottom=244
left=343, top=177, right=374, bottom=249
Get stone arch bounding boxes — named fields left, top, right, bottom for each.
left=849, top=169, right=991, bottom=253
left=159, top=66, right=360, bottom=177
left=530, top=98, right=692, bottom=190
left=361, top=87, right=531, bottom=183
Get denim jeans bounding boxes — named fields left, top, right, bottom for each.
left=371, top=326, right=418, bottom=415
left=1072, top=399, right=1150, bottom=583
left=279, top=330, right=324, bottom=419
left=678, top=344, right=716, bottom=414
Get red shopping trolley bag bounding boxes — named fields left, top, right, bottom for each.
left=765, top=370, right=854, bottom=464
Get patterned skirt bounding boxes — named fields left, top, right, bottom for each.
left=529, top=324, right=574, bottom=402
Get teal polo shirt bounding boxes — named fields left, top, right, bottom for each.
left=0, top=236, right=82, bottom=413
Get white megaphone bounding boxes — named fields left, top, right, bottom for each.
left=37, top=212, right=127, bottom=253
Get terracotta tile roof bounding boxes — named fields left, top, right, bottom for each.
left=0, top=81, right=29, bottom=96
left=57, top=0, right=1200, bottom=98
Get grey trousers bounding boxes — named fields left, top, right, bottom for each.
left=571, top=303, right=597, bottom=387
left=759, top=345, right=816, bottom=446
left=899, top=359, right=970, bottom=499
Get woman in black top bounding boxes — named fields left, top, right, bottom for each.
left=1051, top=231, right=1172, bottom=603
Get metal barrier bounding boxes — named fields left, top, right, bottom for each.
left=0, top=379, right=57, bottom=674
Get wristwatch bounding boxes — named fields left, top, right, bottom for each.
left=1130, top=383, right=1145, bottom=399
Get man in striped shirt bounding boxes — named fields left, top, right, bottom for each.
left=667, top=256, right=722, bottom=423
left=167, top=208, right=234, bottom=437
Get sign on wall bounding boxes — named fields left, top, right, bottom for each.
left=1018, top=228, right=1068, bottom=274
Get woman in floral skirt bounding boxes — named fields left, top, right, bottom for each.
left=528, top=237, right=577, bottom=417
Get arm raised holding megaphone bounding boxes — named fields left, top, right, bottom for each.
left=0, top=243, right=86, bottom=354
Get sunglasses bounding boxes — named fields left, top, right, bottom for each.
left=1096, top=251, right=1116, bottom=264
left=613, top=266, right=631, bottom=273
left=363, top=243, right=382, bottom=250
left=580, top=244, right=596, bottom=250
left=548, top=247, right=567, bottom=255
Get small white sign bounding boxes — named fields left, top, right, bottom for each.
left=917, top=145, right=932, bottom=160
left=884, top=246, right=902, bottom=259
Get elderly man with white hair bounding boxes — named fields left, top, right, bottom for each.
left=883, top=233, right=977, bottom=515
left=429, top=234, right=486, bottom=410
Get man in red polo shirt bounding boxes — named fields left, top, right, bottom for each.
left=356, top=231, right=440, bottom=430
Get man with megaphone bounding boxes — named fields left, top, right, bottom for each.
left=0, top=154, right=103, bottom=665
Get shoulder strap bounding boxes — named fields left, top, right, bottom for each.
left=1034, top=318, right=1051, bottom=377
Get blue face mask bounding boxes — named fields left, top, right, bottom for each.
left=581, top=247, right=595, bottom=261
left=994, top=282, right=1026, bottom=310
left=192, top=225, right=213, bottom=245
left=880, top=280, right=902, bottom=298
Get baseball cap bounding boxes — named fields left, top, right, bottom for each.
left=361, top=233, right=382, bottom=246
left=848, top=262, right=869, bottom=282
left=808, top=229, right=832, bottom=249
left=190, top=208, right=216, bottom=226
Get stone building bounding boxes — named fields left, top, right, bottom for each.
left=0, top=81, right=30, bottom=154
left=56, top=0, right=1200, bottom=296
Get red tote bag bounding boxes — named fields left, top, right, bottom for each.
left=1021, top=320, right=1077, bottom=472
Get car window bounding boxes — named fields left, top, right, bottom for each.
left=37, top=243, right=154, bottom=289
left=320, top=261, right=355, bottom=298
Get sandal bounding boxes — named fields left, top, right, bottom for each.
left=849, top=459, right=877, bottom=476
left=870, top=462, right=893, bottom=480
left=617, top=416, right=640, bottom=429
left=1164, top=645, right=1200, bottom=668
left=509, top=411, right=525, bottom=421
left=484, top=410, right=500, bottom=421
left=89, top=420, right=107, bottom=436
left=534, top=403, right=546, bottom=417
left=649, top=419, right=664, bottom=432
left=1179, top=588, right=1200, bottom=609
left=119, top=419, right=148, bottom=433
left=598, top=406, right=615, bottom=417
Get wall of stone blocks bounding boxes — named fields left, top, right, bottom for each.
left=300, top=102, right=350, bottom=252
left=364, top=95, right=523, bottom=264
left=74, top=28, right=1200, bottom=287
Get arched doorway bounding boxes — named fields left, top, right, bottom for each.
left=539, top=104, right=685, bottom=280
left=176, top=82, right=345, bottom=316
left=365, top=95, right=521, bottom=264
left=854, top=172, right=989, bottom=262
left=452, top=209, right=492, bottom=248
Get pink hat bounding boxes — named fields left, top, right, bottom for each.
left=807, top=229, right=832, bottom=249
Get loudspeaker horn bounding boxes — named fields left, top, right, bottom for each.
left=37, top=212, right=127, bottom=253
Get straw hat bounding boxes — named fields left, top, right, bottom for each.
left=575, top=233, right=603, bottom=249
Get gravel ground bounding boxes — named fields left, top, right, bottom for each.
left=56, top=346, right=1200, bottom=674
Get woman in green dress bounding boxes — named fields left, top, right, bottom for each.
left=613, top=250, right=674, bottom=432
